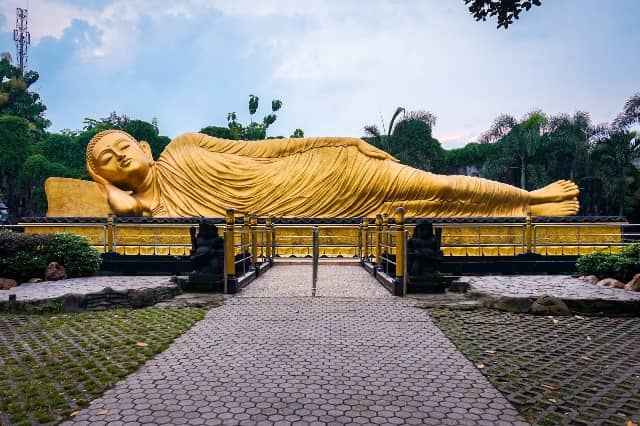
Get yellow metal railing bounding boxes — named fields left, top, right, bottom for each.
left=271, top=225, right=361, bottom=258
left=362, top=207, right=408, bottom=296
left=13, top=216, right=633, bottom=259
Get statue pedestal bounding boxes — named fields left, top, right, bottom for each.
left=185, top=272, right=223, bottom=292
left=408, top=273, right=455, bottom=294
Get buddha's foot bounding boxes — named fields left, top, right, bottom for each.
left=530, top=199, right=580, bottom=216
left=529, top=180, right=579, bottom=204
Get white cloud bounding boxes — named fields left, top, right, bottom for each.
left=3, top=0, right=637, bottom=147
left=0, top=1, right=191, bottom=60
left=194, top=0, right=328, bottom=19
left=0, top=0, right=86, bottom=42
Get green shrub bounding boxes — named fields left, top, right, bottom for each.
left=0, top=231, right=101, bottom=281
left=0, top=231, right=52, bottom=256
left=620, top=243, right=640, bottom=260
left=0, top=251, right=47, bottom=282
left=44, top=233, right=102, bottom=277
left=576, top=252, right=637, bottom=281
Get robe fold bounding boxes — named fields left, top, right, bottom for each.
left=152, top=133, right=530, bottom=218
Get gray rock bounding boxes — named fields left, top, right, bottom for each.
left=597, top=278, right=625, bottom=289
left=625, top=273, right=640, bottom=292
left=0, top=278, right=17, bottom=290
left=579, top=275, right=599, bottom=284
left=45, top=262, right=67, bottom=281
left=530, top=295, right=570, bottom=316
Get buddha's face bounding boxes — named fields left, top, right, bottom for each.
left=90, top=132, right=152, bottom=190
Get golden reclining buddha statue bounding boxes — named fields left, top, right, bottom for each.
left=45, top=130, right=580, bottom=218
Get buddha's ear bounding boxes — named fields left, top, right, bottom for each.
left=139, top=141, right=155, bottom=162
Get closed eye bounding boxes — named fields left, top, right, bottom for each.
left=99, top=153, right=113, bottom=164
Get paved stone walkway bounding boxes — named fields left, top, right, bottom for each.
left=239, top=264, right=390, bottom=298
left=0, top=276, right=175, bottom=302
left=65, top=266, right=528, bottom=425
left=468, top=275, right=640, bottom=301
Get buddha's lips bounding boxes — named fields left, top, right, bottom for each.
left=119, top=158, right=131, bottom=167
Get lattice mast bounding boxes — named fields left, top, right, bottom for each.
left=13, top=8, right=31, bottom=71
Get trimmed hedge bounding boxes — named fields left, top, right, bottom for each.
left=576, top=244, right=640, bottom=282
left=0, top=231, right=101, bottom=282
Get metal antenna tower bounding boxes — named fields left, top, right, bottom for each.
left=13, top=8, right=31, bottom=71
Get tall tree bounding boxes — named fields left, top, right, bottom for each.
left=205, top=95, right=298, bottom=140
left=18, top=154, right=71, bottom=216
left=481, top=111, right=548, bottom=189
left=0, top=57, right=50, bottom=131
left=590, top=128, right=640, bottom=216
left=365, top=108, right=442, bottom=172
left=545, top=111, right=591, bottom=182
left=0, top=116, right=32, bottom=221
left=613, top=93, right=640, bottom=130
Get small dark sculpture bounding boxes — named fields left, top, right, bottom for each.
left=188, top=221, right=224, bottom=289
left=407, top=221, right=451, bottom=293
left=407, top=221, right=443, bottom=275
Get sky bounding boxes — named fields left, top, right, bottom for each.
left=0, top=0, right=638, bottom=148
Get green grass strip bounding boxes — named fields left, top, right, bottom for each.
left=0, top=307, right=207, bottom=425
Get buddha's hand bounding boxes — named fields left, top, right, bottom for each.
left=102, top=183, right=142, bottom=216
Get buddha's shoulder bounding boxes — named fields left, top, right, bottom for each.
left=168, top=133, right=238, bottom=148
left=170, top=133, right=363, bottom=146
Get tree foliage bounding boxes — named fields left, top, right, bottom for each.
left=81, top=113, right=170, bottom=158
left=465, top=0, right=542, bottom=29
left=202, top=94, right=301, bottom=141
left=613, top=93, right=640, bottom=130
left=0, top=57, right=50, bottom=131
left=365, top=108, right=444, bottom=172
left=364, top=93, right=640, bottom=220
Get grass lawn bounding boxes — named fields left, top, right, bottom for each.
left=0, top=307, right=207, bottom=425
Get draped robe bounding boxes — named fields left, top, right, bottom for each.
left=152, top=133, right=530, bottom=218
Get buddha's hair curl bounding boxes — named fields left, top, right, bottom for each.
left=86, top=130, right=138, bottom=177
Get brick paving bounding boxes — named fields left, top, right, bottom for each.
left=0, top=276, right=175, bottom=302
left=468, top=275, right=640, bottom=301
left=239, top=264, right=391, bottom=298
left=429, top=308, right=640, bottom=425
left=64, top=266, right=528, bottom=425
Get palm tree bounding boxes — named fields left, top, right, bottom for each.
left=546, top=111, right=591, bottom=181
left=363, top=107, right=436, bottom=154
left=613, top=93, right=640, bottom=130
left=591, top=128, right=640, bottom=215
left=481, top=111, right=548, bottom=189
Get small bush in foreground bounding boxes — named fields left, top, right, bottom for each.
left=0, top=231, right=101, bottom=281
left=576, top=249, right=638, bottom=281
left=44, top=233, right=102, bottom=277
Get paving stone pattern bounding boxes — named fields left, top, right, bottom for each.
left=240, top=264, right=391, bottom=298
left=0, top=276, right=175, bottom=302
left=468, top=275, right=640, bottom=301
left=429, top=308, right=640, bottom=425
left=64, top=297, right=528, bottom=425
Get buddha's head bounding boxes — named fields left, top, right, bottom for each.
left=86, top=130, right=154, bottom=190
